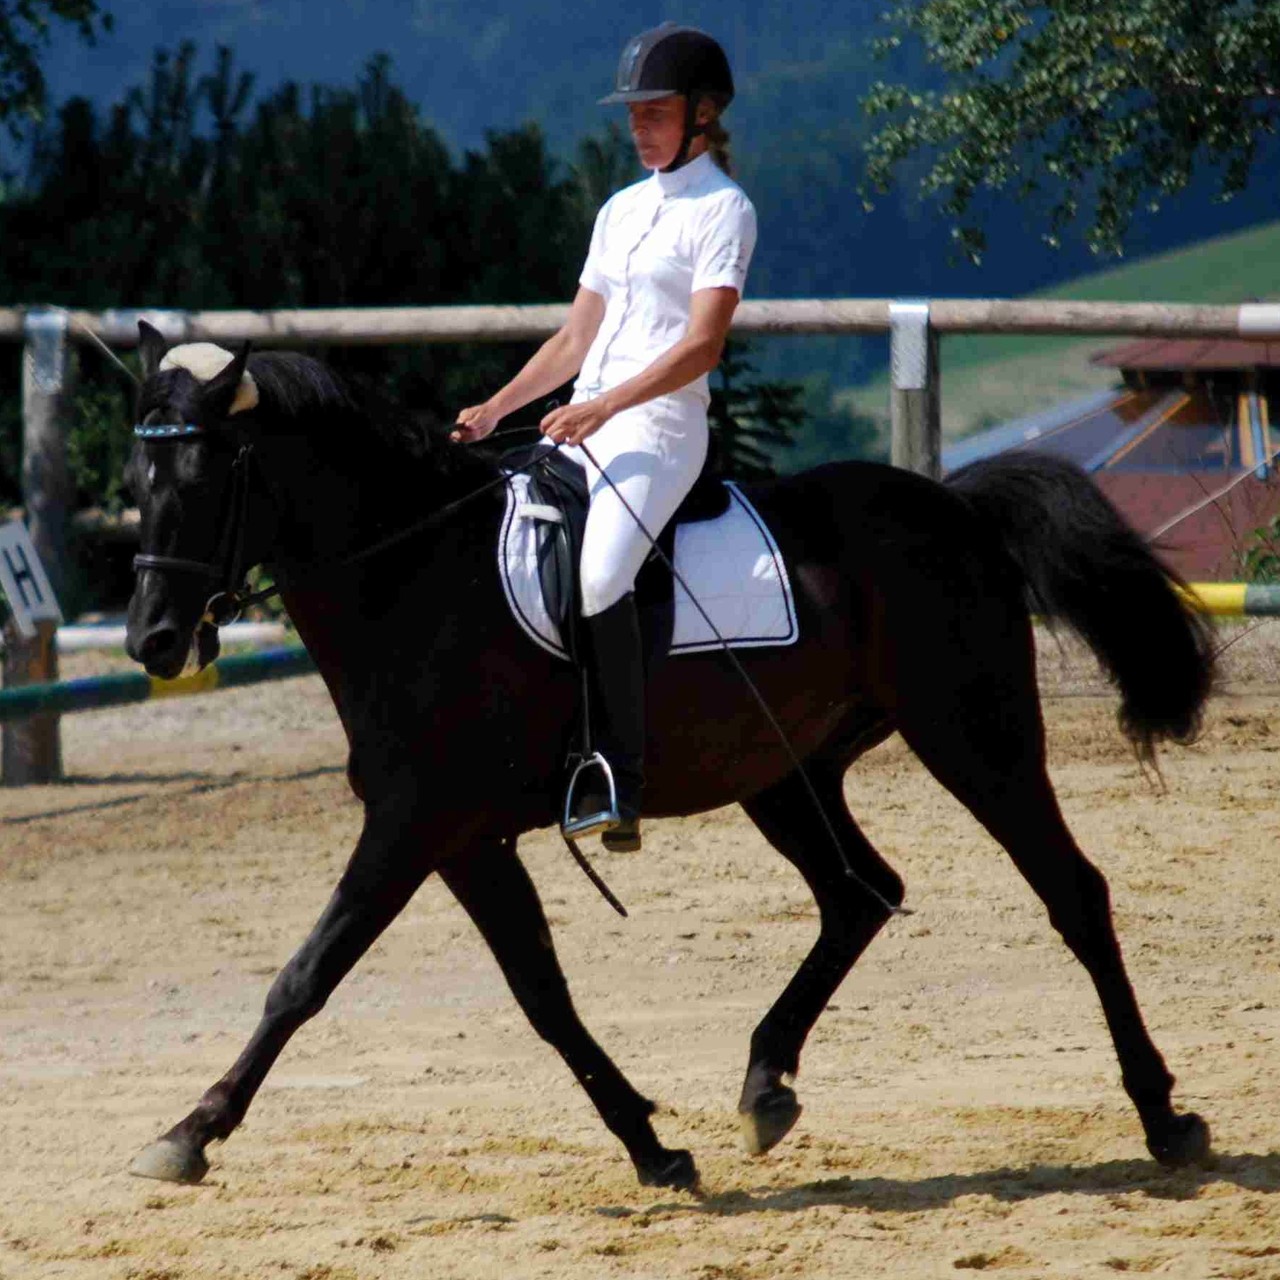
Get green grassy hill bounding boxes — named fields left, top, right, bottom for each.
left=838, top=218, right=1280, bottom=443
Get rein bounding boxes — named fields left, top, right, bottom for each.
left=132, top=421, right=562, bottom=625
left=326, top=442, right=561, bottom=575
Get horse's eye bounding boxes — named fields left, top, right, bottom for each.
left=175, top=444, right=216, bottom=489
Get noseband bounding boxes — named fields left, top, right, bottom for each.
left=132, top=422, right=268, bottom=627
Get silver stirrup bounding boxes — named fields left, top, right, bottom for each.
left=562, top=751, right=620, bottom=839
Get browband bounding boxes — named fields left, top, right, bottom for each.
left=134, top=423, right=206, bottom=439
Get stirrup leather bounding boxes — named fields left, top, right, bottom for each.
left=562, top=751, right=621, bottom=838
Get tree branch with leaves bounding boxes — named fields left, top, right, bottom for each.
left=862, top=0, right=1280, bottom=259
left=0, top=0, right=111, bottom=132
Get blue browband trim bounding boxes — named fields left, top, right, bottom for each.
left=133, top=423, right=206, bottom=439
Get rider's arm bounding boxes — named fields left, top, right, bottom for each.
left=453, top=286, right=605, bottom=440
left=490, top=286, right=605, bottom=416
left=600, top=286, right=740, bottom=415
left=540, top=287, right=740, bottom=444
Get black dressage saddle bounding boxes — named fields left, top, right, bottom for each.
left=501, top=440, right=731, bottom=664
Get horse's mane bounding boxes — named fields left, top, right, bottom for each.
left=246, top=350, right=483, bottom=482
left=246, top=351, right=362, bottom=424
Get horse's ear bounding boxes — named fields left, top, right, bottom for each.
left=201, top=341, right=258, bottom=421
left=137, top=320, right=167, bottom=380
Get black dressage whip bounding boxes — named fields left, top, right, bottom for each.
left=574, top=439, right=910, bottom=919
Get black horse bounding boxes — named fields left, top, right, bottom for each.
left=123, top=322, right=1216, bottom=1190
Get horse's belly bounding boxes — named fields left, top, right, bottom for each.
left=643, top=646, right=861, bottom=812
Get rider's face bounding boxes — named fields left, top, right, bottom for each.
left=627, top=95, right=708, bottom=170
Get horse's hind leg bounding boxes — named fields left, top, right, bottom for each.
left=130, top=798, right=441, bottom=1184
left=738, top=764, right=904, bottom=1156
left=440, top=839, right=697, bottom=1190
left=895, top=647, right=1210, bottom=1167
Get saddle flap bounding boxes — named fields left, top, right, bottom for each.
left=520, top=458, right=588, bottom=662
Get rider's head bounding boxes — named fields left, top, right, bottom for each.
left=600, top=23, right=734, bottom=174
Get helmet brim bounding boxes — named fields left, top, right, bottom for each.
left=598, top=89, right=679, bottom=104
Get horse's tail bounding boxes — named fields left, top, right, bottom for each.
left=947, top=453, right=1215, bottom=760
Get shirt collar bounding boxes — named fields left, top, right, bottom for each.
left=653, top=150, right=716, bottom=197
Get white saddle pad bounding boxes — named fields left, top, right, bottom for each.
left=498, top=474, right=799, bottom=661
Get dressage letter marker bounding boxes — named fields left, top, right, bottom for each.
left=0, top=520, right=62, bottom=639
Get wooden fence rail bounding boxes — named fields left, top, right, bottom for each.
left=5, top=299, right=1280, bottom=345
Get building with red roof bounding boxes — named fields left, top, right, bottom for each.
left=942, top=338, right=1280, bottom=580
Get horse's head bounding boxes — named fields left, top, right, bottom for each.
left=125, top=321, right=270, bottom=679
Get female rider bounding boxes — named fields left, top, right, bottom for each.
left=453, top=23, right=757, bottom=852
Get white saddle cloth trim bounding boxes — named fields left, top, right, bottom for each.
left=498, top=473, right=799, bottom=661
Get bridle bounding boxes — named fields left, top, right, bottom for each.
left=132, top=422, right=271, bottom=628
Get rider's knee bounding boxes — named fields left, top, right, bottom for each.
left=580, top=564, right=627, bottom=618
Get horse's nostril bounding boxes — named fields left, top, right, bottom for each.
left=136, top=626, right=182, bottom=667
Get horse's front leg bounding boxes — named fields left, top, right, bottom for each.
left=129, top=797, right=443, bottom=1184
left=440, top=838, right=698, bottom=1191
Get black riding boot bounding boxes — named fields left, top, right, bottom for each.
left=563, top=593, right=645, bottom=851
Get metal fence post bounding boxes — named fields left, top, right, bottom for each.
left=889, top=300, right=941, bottom=478
left=3, top=308, right=73, bottom=784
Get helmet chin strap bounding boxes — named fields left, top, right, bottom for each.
left=661, top=95, right=707, bottom=173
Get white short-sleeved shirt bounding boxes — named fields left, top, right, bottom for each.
left=574, top=151, right=757, bottom=410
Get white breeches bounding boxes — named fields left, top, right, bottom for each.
left=555, top=396, right=709, bottom=617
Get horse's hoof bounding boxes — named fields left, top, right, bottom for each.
left=637, top=1148, right=699, bottom=1191
left=1149, top=1112, right=1212, bottom=1168
left=739, top=1084, right=802, bottom=1156
left=129, top=1139, right=209, bottom=1184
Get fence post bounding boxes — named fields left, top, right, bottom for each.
left=889, top=300, right=941, bottom=478
left=1, top=618, right=61, bottom=781
left=3, top=309, right=73, bottom=784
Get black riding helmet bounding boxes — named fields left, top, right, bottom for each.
left=600, top=23, right=734, bottom=172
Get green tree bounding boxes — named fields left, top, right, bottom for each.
left=1242, top=514, right=1280, bottom=582
left=0, top=47, right=599, bottom=509
left=862, top=0, right=1280, bottom=259
left=710, top=341, right=804, bottom=481
left=571, top=120, right=637, bottom=222
left=0, top=0, right=110, bottom=132
left=199, top=43, right=253, bottom=201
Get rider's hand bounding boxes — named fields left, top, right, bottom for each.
left=452, top=402, right=503, bottom=443
left=541, top=398, right=613, bottom=446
